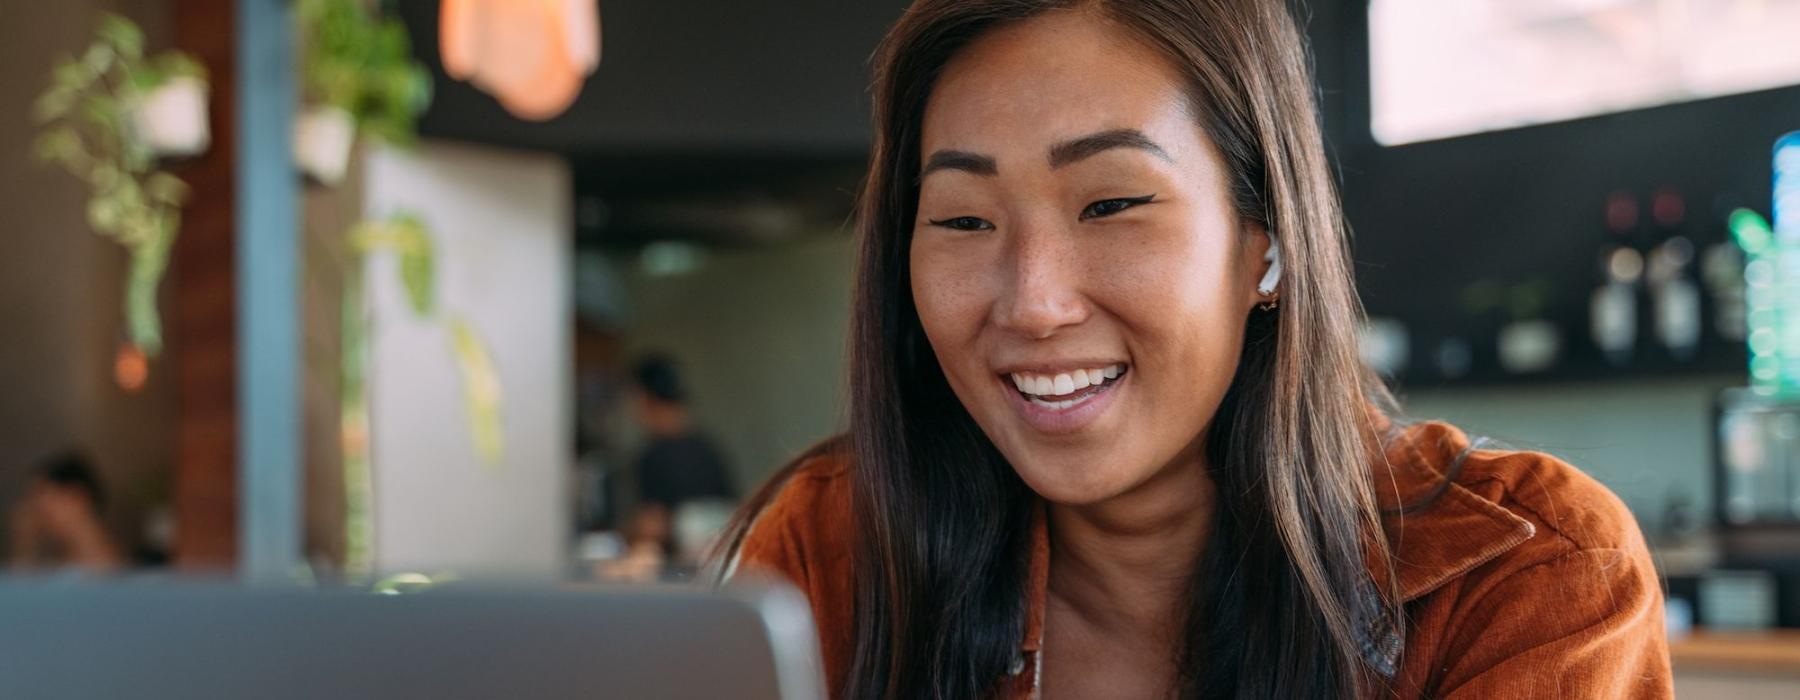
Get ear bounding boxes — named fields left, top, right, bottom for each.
left=1242, top=223, right=1281, bottom=312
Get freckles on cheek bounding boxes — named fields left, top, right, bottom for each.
left=910, top=244, right=985, bottom=354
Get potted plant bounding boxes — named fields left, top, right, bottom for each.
left=34, top=13, right=210, bottom=356
left=295, top=0, right=432, bottom=184
left=130, top=55, right=210, bottom=157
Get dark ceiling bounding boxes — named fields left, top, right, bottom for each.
left=398, top=0, right=908, bottom=159
left=394, top=0, right=912, bottom=247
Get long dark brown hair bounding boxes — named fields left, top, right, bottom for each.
left=718, top=1, right=1407, bottom=697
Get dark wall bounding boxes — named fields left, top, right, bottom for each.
left=1322, top=0, right=1799, bottom=384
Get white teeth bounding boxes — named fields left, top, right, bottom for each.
left=1008, top=363, right=1127, bottom=399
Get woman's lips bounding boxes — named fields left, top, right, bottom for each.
left=999, top=364, right=1129, bottom=434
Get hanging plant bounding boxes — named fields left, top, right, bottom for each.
left=293, top=1, right=508, bottom=578
left=338, top=213, right=507, bottom=578
left=33, top=13, right=210, bottom=357
left=345, top=217, right=505, bottom=469
left=295, top=0, right=432, bottom=184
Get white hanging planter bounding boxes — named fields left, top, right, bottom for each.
left=294, top=105, right=356, bottom=186
left=130, top=75, right=210, bottom=158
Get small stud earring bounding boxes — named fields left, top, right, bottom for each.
left=1257, top=291, right=1279, bottom=312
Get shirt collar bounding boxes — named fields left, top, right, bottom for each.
left=1020, top=499, right=1050, bottom=654
left=1369, top=418, right=1538, bottom=602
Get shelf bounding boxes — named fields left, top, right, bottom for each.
left=1670, top=629, right=1800, bottom=675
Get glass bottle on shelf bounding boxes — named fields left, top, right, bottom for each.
left=1647, top=187, right=1701, bottom=361
left=1591, top=191, right=1642, bottom=366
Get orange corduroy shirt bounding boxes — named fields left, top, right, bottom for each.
left=737, top=418, right=1673, bottom=698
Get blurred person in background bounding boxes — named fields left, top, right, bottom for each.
left=715, top=0, right=1672, bottom=698
left=602, top=354, right=735, bottom=581
left=7, top=452, right=124, bottom=575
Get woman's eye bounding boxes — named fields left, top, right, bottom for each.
left=927, top=216, right=994, bottom=231
left=1079, top=194, right=1156, bottom=221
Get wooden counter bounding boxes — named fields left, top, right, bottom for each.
left=1670, top=629, right=1800, bottom=675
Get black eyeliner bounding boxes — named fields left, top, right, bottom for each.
left=1080, top=193, right=1157, bottom=220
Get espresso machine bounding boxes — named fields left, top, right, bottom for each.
left=1712, top=388, right=1800, bottom=628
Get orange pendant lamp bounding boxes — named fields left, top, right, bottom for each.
left=440, top=0, right=601, bottom=121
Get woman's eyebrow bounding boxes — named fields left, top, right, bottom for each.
left=1048, top=128, right=1172, bottom=169
left=920, top=150, right=999, bottom=179
left=918, top=129, right=1168, bottom=181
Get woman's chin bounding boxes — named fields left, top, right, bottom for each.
left=1011, top=459, right=1141, bottom=507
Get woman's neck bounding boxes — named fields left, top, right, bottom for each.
left=1045, top=441, right=1217, bottom=641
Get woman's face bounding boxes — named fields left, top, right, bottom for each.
left=910, top=11, right=1271, bottom=506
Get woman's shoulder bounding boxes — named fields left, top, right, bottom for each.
left=753, top=446, right=855, bottom=531
left=729, top=444, right=857, bottom=692
left=1381, top=419, right=1647, bottom=561
left=1378, top=419, right=1671, bottom=696
left=730, top=444, right=855, bottom=589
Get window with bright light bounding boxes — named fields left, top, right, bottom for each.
left=1370, top=0, right=1800, bottom=146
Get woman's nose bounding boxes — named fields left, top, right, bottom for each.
left=990, top=225, right=1090, bottom=339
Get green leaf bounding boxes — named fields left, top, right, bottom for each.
left=33, top=127, right=81, bottom=165
left=349, top=215, right=436, bottom=315
left=34, top=86, right=75, bottom=123
left=110, top=183, right=149, bottom=245
left=82, top=43, right=116, bottom=76
left=87, top=196, right=122, bottom=233
left=129, top=63, right=167, bottom=92
left=448, top=317, right=505, bottom=467
left=299, top=0, right=427, bottom=144
left=143, top=172, right=189, bottom=205
left=399, top=252, right=433, bottom=315
left=92, top=164, right=120, bottom=189
left=407, top=66, right=433, bottom=112
left=375, top=21, right=408, bottom=59
left=393, top=216, right=435, bottom=316
left=77, top=95, right=121, bottom=133
left=159, top=53, right=208, bottom=81
left=122, top=137, right=154, bottom=173
left=52, top=58, right=86, bottom=87
left=97, top=13, right=145, bottom=60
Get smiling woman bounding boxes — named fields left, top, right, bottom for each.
left=717, top=1, right=1672, bottom=698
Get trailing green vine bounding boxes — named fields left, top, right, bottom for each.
left=34, top=14, right=207, bottom=356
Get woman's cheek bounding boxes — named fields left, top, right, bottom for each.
left=911, top=241, right=985, bottom=348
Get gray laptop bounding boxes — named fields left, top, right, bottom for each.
left=0, top=580, right=823, bottom=699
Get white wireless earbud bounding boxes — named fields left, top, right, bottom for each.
left=1257, top=233, right=1282, bottom=296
